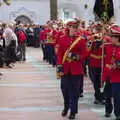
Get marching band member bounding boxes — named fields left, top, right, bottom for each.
left=57, top=20, right=88, bottom=119
left=88, top=33, right=104, bottom=104
left=103, top=25, right=120, bottom=120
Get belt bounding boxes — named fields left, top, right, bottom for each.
left=66, top=52, right=80, bottom=62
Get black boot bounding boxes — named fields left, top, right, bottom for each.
left=0, top=73, right=3, bottom=76
left=116, top=117, right=120, bottom=120
left=69, top=113, right=75, bottom=119
left=61, top=109, right=68, bottom=117
left=105, top=113, right=111, bottom=117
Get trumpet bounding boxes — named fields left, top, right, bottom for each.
left=87, top=33, right=103, bottom=49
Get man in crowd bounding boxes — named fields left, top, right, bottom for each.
left=16, top=24, right=27, bottom=61
left=3, top=23, right=18, bottom=68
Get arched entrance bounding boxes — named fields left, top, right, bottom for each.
left=15, top=15, right=32, bottom=24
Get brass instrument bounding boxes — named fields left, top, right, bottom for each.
left=87, top=33, right=103, bottom=51
left=46, top=33, right=55, bottom=44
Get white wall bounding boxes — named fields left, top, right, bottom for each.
left=0, top=0, right=120, bottom=25
left=58, top=0, right=95, bottom=23
left=58, top=0, right=120, bottom=25
left=113, top=0, right=120, bottom=24
left=0, top=0, right=50, bottom=24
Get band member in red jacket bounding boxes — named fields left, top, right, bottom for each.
left=88, top=33, right=104, bottom=104
left=103, top=25, right=120, bottom=120
left=57, top=21, right=88, bottom=119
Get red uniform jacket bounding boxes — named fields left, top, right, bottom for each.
left=103, top=35, right=112, bottom=43
left=102, top=44, right=111, bottom=81
left=89, top=47, right=102, bottom=68
left=39, top=30, right=46, bottom=42
left=55, top=30, right=64, bottom=45
left=57, top=35, right=88, bottom=75
left=42, top=28, right=51, bottom=45
left=51, top=30, right=58, bottom=46
left=102, top=37, right=112, bottom=81
left=104, top=44, right=120, bottom=83
left=39, top=29, right=49, bottom=43
left=54, top=30, right=64, bottom=54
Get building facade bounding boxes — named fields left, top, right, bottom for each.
left=0, top=0, right=120, bottom=24
left=0, top=0, right=50, bottom=24
left=58, top=0, right=120, bottom=25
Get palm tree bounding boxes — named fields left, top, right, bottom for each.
left=50, top=0, right=58, bottom=20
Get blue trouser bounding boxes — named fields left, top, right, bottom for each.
left=90, top=67, right=102, bottom=101
left=79, top=75, right=84, bottom=95
left=104, top=80, right=113, bottom=114
left=61, top=75, right=82, bottom=114
left=83, top=59, right=88, bottom=75
left=18, top=42, right=26, bottom=61
left=41, top=44, right=47, bottom=60
left=104, top=82, right=120, bottom=117
left=50, top=45, right=56, bottom=66
left=45, top=45, right=49, bottom=62
left=46, top=45, right=56, bottom=65
left=112, top=83, right=120, bottom=117
left=88, top=65, right=93, bottom=83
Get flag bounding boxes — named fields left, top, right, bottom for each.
left=94, top=0, right=114, bottom=22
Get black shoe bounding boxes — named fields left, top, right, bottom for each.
left=0, top=73, right=3, bottom=76
left=94, top=100, right=101, bottom=104
left=100, top=100, right=105, bottom=105
left=69, top=113, right=75, bottom=119
left=116, top=117, right=120, bottom=120
left=52, top=65, right=56, bottom=67
left=105, top=113, right=111, bottom=117
left=61, top=109, right=68, bottom=117
left=79, top=93, right=84, bottom=97
left=6, top=64, right=13, bottom=68
left=23, top=58, right=26, bottom=61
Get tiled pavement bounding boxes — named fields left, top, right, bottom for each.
left=0, top=47, right=115, bottom=120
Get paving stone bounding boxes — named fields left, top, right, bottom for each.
left=0, top=47, right=115, bottom=120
